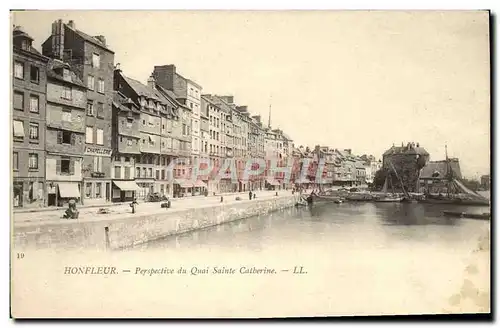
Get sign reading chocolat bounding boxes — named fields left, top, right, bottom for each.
left=84, top=146, right=112, bottom=157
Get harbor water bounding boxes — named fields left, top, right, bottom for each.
left=130, top=201, right=490, bottom=315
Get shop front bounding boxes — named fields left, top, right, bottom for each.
left=112, top=180, right=141, bottom=202
left=46, top=181, right=82, bottom=207
left=173, top=179, right=194, bottom=197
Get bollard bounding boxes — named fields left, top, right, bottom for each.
left=104, top=227, right=110, bottom=250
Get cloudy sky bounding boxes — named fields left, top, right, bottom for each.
left=11, top=10, right=490, bottom=178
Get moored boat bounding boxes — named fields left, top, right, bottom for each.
left=443, top=210, right=490, bottom=220
left=374, top=195, right=404, bottom=202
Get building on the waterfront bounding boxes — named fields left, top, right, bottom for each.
left=418, top=158, right=462, bottom=193
left=382, top=142, right=429, bottom=193
left=42, top=19, right=115, bottom=205
left=201, top=95, right=222, bottom=193
left=203, top=95, right=236, bottom=193
left=480, top=174, right=490, bottom=190
left=359, top=154, right=382, bottom=185
left=110, top=88, right=142, bottom=202
left=12, top=26, right=50, bottom=208
left=152, top=65, right=202, bottom=163
left=45, top=59, right=87, bottom=206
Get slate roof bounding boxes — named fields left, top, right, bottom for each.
left=46, top=59, right=86, bottom=88
left=420, top=159, right=462, bottom=180
left=71, top=28, right=114, bottom=53
left=122, top=75, right=161, bottom=102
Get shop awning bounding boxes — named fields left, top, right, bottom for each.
left=266, top=179, right=281, bottom=186
left=113, top=180, right=141, bottom=191
left=58, top=182, right=80, bottom=198
left=174, top=179, right=193, bottom=188
left=13, top=120, right=24, bottom=137
left=194, top=180, right=207, bottom=188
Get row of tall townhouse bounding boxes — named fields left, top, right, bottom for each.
left=292, top=146, right=382, bottom=188
left=11, top=20, right=300, bottom=208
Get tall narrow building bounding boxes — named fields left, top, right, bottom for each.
left=12, top=26, right=49, bottom=208
left=42, top=19, right=115, bottom=205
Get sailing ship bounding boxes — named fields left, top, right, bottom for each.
left=374, top=161, right=405, bottom=203
left=420, top=146, right=489, bottom=206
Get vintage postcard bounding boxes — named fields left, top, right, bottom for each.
left=10, top=10, right=491, bottom=318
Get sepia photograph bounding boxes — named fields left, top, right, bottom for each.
left=9, top=9, right=491, bottom=318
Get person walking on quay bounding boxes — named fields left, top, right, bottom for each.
left=130, top=198, right=138, bottom=214
left=249, top=190, right=253, bottom=200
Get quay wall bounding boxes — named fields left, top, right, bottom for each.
left=13, top=195, right=298, bottom=251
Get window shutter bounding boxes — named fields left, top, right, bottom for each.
left=70, top=133, right=76, bottom=145
left=57, top=131, right=62, bottom=144
left=69, top=159, right=75, bottom=175
left=56, top=159, right=61, bottom=174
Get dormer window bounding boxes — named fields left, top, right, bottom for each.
left=21, top=40, right=30, bottom=51
left=63, top=68, right=71, bottom=81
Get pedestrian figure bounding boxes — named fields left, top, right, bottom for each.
left=253, top=193, right=256, bottom=200
left=249, top=190, right=253, bottom=200
left=220, top=196, right=224, bottom=203
left=130, top=198, right=138, bottom=214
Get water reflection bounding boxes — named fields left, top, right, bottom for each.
left=130, top=201, right=489, bottom=251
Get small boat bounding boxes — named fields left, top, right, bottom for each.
left=443, top=210, right=491, bottom=221
left=374, top=195, right=404, bottom=203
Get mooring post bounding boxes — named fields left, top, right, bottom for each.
left=104, top=226, right=110, bottom=250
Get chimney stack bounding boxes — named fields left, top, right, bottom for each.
left=94, top=35, right=106, bottom=45
left=115, top=63, right=121, bottom=71
left=147, top=74, right=155, bottom=89
left=68, top=20, right=75, bottom=29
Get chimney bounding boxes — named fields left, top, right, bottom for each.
left=153, top=65, right=176, bottom=91
left=67, top=20, right=75, bottom=29
left=115, top=63, right=121, bottom=72
left=51, top=19, right=65, bottom=60
left=94, top=35, right=106, bottom=45
left=147, top=74, right=155, bottom=89
left=344, top=149, right=352, bottom=154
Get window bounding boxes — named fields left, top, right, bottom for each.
left=114, top=166, right=121, bottom=179
left=57, top=130, right=74, bottom=145
left=62, top=86, right=72, bottom=100
left=124, top=167, right=130, bottom=179
left=87, top=101, right=94, bottom=116
left=85, top=182, right=92, bottom=198
left=142, top=119, right=146, bottom=125
left=97, top=79, right=104, bottom=93
left=87, top=75, right=95, bottom=90
left=136, top=167, right=141, bottom=178
left=29, top=123, right=39, bottom=140
left=85, top=126, right=93, bottom=144
left=161, top=170, right=165, bottom=180
left=13, top=152, right=18, bottom=170
left=60, top=157, right=71, bottom=174
left=96, top=128, right=104, bottom=145
left=93, top=157, right=103, bottom=172
left=155, top=170, right=160, bottom=180
left=29, top=95, right=40, bottom=113
left=92, top=53, right=100, bottom=68
left=63, top=68, right=71, bottom=81
left=14, top=91, right=23, bottom=110
left=28, top=153, right=38, bottom=169
left=148, top=168, right=152, bottom=178
left=14, top=62, right=24, bottom=79
left=97, top=102, right=104, bottom=118
left=13, top=120, right=24, bottom=138
left=142, top=168, right=146, bottom=178
left=190, top=103, right=193, bottom=109
left=30, top=66, right=39, bottom=83
left=95, top=183, right=102, bottom=198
